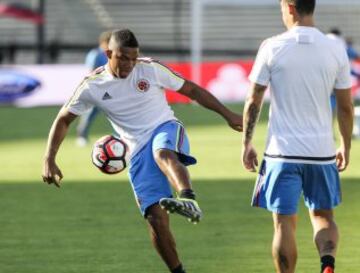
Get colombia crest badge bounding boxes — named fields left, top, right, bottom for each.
left=136, top=79, right=150, bottom=92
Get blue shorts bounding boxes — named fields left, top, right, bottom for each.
left=251, top=160, right=341, bottom=215
left=128, top=120, right=196, bottom=216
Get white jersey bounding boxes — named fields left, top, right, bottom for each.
left=249, top=26, right=351, bottom=163
left=65, top=58, right=185, bottom=158
left=326, top=33, right=347, bottom=50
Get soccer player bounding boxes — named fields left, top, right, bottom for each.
left=326, top=29, right=360, bottom=117
left=76, top=30, right=112, bottom=147
left=42, top=29, right=243, bottom=273
left=241, top=1, right=354, bottom=273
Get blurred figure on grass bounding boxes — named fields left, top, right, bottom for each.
left=76, top=30, right=112, bottom=147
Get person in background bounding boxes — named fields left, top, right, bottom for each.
left=76, top=30, right=112, bottom=146
left=346, top=37, right=360, bottom=139
left=327, top=29, right=360, bottom=116
left=326, top=28, right=346, bottom=48
left=345, top=37, right=360, bottom=62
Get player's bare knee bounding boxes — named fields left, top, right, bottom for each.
left=311, top=209, right=334, bottom=221
left=147, top=211, right=168, bottom=232
left=273, top=218, right=296, bottom=233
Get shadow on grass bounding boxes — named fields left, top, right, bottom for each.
left=0, top=179, right=359, bottom=273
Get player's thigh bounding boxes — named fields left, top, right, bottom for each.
left=153, top=148, right=179, bottom=168
left=128, top=140, right=172, bottom=216
left=303, top=163, right=341, bottom=210
left=252, top=160, right=303, bottom=215
left=152, top=121, right=196, bottom=166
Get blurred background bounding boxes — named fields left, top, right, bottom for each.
left=1, top=0, right=359, bottom=106
left=0, top=1, right=360, bottom=273
left=0, top=0, right=360, bottom=64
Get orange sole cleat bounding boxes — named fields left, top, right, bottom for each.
left=323, top=266, right=334, bottom=273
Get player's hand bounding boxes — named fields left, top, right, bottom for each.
left=242, top=143, right=258, bottom=172
left=42, top=159, right=63, bottom=188
left=227, top=111, right=243, bottom=132
left=336, top=145, right=350, bottom=172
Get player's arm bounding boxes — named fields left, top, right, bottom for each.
left=241, top=82, right=267, bottom=172
left=178, top=80, right=243, bottom=131
left=42, top=108, right=78, bottom=187
left=334, top=88, right=354, bottom=171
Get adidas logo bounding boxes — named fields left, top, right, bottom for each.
left=102, top=92, right=112, bottom=100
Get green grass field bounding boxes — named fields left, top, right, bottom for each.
left=0, top=105, right=359, bottom=273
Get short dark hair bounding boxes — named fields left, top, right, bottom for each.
left=329, top=28, right=342, bottom=36
left=286, top=0, right=316, bottom=16
left=109, top=29, right=139, bottom=49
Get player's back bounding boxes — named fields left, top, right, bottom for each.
left=260, top=27, right=350, bottom=160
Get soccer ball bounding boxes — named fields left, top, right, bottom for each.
left=91, top=135, right=129, bottom=174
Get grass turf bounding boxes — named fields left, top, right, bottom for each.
left=0, top=105, right=359, bottom=272
left=0, top=180, right=359, bottom=273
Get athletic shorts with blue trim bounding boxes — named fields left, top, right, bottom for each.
left=128, top=120, right=197, bottom=216
left=251, top=159, right=341, bottom=215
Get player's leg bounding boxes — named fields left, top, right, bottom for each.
left=154, top=148, right=192, bottom=194
left=272, top=213, right=298, bottom=273
left=152, top=121, right=201, bottom=222
left=302, top=163, right=341, bottom=273
left=309, top=209, right=338, bottom=273
left=152, top=121, right=195, bottom=193
left=251, top=160, right=303, bottom=273
left=145, top=204, right=186, bottom=273
left=155, top=149, right=202, bottom=223
left=128, top=132, right=189, bottom=272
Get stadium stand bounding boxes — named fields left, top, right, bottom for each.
left=0, top=0, right=359, bottom=64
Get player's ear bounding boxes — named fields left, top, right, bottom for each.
left=288, top=3, right=297, bottom=15
left=105, top=49, right=112, bottom=59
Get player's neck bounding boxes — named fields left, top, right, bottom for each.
left=107, top=64, right=120, bottom=78
left=288, top=16, right=315, bottom=29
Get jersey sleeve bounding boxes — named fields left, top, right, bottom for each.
left=334, top=47, right=352, bottom=90
left=64, top=79, right=94, bottom=115
left=152, top=61, right=185, bottom=91
left=248, top=39, right=271, bottom=86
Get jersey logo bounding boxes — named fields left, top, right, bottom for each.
left=102, top=92, right=112, bottom=100
left=136, top=79, right=150, bottom=92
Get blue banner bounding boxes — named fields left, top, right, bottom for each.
left=0, top=70, right=41, bottom=103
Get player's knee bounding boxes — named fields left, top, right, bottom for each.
left=273, top=216, right=296, bottom=233
left=311, top=209, right=334, bottom=220
left=146, top=206, right=168, bottom=227
left=311, top=210, right=336, bottom=229
left=147, top=212, right=168, bottom=234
